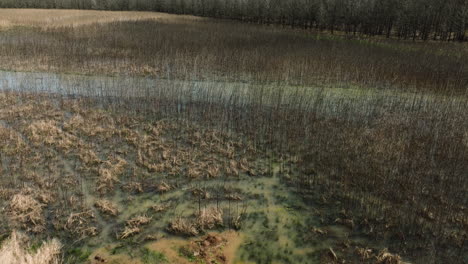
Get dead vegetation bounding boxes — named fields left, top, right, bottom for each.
left=355, top=247, right=373, bottom=261
left=155, top=181, right=171, bottom=193
left=0, top=87, right=465, bottom=263
left=0, top=9, right=200, bottom=29
left=168, top=217, right=199, bottom=236
left=26, top=120, right=78, bottom=152
left=352, top=247, right=404, bottom=264
left=126, top=215, right=151, bottom=227
left=96, top=157, right=127, bottom=194
left=121, top=181, right=143, bottom=193
left=119, top=215, right=151, bottom=239
left=0, top=126, right=27, bottom=156
left=94, top=200, right=119, bottom=216
left=167, top=207, right=223, bottom=237
left=0, top=231, right=62, bottom=264
left=7, top=193, right=45, bottom=233
left=2, top=13, right=466, bottom=97
left=376, top=249, right=402, bottom=264
left=151, top=203, right=171, bottom=213
left=64, top=211, right=98, bottom=237
left=197, top=207, right=223, bottom=230
left=119, top=226, right=140, bottom=240
left=0, top=92, right=257, bottom=246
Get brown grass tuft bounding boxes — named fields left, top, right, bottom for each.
left=119, top=227, right=140, bottom=240
left=126, top=215, right=152, bottom=227
left=196, top=207, right=223, bottom=231
left=94, top=200, right=119, bottom=216
left=355, top=247, right=373, bottom=261
left=26, top=120, right=76, bottom=151
left=7, top=194, right=45, bottom=233
left=65, top=211, right=98, bottom=237
left=119, top=215, right=151, bottom=239
left=155, top=181, right=171, bottom=193
left=376, top=248, right=402, bottom=264
left=96, top=157, right=127, bottom=194
left=151, top=203, right=171, bottom=213
left=168, top=217, right=199, bottom=236
left=121, top=182, right=143, bottom=193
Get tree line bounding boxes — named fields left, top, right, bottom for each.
left=0, top=0, right=467, bottom=41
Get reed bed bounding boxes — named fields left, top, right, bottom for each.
left=0, top=10, right=466, bottom=264
left=0, top=17, right=466, bottom=94
left=0, top=73, right=466, bottom=262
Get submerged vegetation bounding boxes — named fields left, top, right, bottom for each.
left=0, top=8, right=466, bottom=264
left=0, top=10, right=466, bottom=95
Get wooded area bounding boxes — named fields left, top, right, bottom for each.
left=0, top=0, right=466, bottom=41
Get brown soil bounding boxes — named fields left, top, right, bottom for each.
left=147, top=231, right=243, bottom=264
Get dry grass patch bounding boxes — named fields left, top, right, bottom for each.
left=151, top=203, right=171, bottom=213
left=0, top=231, right=62, bottom=264
left=155, top=181, right=171, bottom=193
left=122, top=181, right=144, bottom=193
left=77, top=149, right=101, bottom=166
left=64, top=112, right=117, bottom=139
left=119, top=215, right=151, bottom=239
left=7, top=194, right=45, bottom=233
left=126, top=215, right=151, bottom=227
left=376, top=249, right=402, bottom=264
left=96, top=157, right=127, bottom=194
left=0, top=126, right=28, bottom=155
left=26, top=120, right=77, bottom=151
left=0, top=9, right=202, bottom=29
left=168, top=208, right=223, bottom=237
left=168, top=217, right=199, bottom=237
left=64, top=211, right=98, bottom=237
left=119, top=226, right=140, bottom=240
left=95, top=200, right=119, bottom=216
left=197, top=207, right=223, bottom=231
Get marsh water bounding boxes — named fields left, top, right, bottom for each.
left=1, top=70, right=464, bottom=123
left=0, top=70, right=439, bottom=264
left=69, top=160, right=380, bottom=264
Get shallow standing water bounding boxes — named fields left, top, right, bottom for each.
left=1, top=70, right=462, bottom=123
left=0, top=71, right=461, bottom=263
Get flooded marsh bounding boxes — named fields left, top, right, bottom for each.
left=0, top=90, right=426, bottom=264
left=0, top=9, right=467, bottom=264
